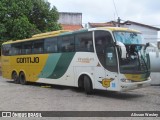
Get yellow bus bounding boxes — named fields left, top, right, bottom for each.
left=1, top=27, right=152, bottom=94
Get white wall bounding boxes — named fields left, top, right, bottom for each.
left=58, top=12, right=82, bottom=25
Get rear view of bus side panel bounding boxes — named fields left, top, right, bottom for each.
left=1, top=56, right=12, bottom=79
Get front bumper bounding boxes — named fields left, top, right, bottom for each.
left=120, top=78, right=151, bottom=92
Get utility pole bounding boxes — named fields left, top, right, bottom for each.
left=117, top=17, right=121, bottom=27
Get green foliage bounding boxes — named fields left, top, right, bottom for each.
left=10, top=16, right=40, bottom=40
left=0, top=0, right=61, bottom=42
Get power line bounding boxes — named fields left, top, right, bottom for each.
left=112, top=0, right=119, bottom=18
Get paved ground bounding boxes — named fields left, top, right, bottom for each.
left=0, top=76, right=160, bottom=120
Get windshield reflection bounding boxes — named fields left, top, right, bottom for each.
left=114, top=31, right=150, bottom=74
left=114, top=31, right=144, bottom=45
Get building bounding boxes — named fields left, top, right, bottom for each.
left=58, top=12, right=83, bottom=31
left=122, top=21, right=160, bottom=44
left=88, top=22, right=115, bottom=28
left=88, top=20, right=160, bottom=44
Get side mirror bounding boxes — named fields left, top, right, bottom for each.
left=146, top=42, right=159, bottom=57
left=116, top=41, right=127, bottom=59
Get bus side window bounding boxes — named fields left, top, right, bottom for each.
left=75, top=32, right=94, bottom=52
left=11, top=43, right=22, bottom=55
left=95, top=30, right=118, bottom=72
left=33, top=40, right=44, bottom=54
left=2, top=44, right=11, bottom=56
left=58, top=35, right=75, bottom=52
left=44, top=37, right=58, bottom=53
left=22, top=42, right=33, bottom=54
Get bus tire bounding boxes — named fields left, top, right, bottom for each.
left=84, top=75, right=93, bottom=94
left=78, top=75, right=84, bottom=90
left=12, top=71, right=19, bottom=84
left=19, top=72, right=27, bottom=85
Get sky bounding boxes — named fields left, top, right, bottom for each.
left=48, top=0, right=160, bottom=37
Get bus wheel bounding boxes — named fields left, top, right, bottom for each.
left=84, top=76, right=93, bottom=94
left=19, top=72, right=27, bottom=85
left=12, top=72, right=19, bottom=84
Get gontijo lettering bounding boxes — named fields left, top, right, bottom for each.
left=17, top=57, right=39, bottom=63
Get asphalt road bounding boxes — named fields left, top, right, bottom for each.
left=0, top=76, right=160, bottom=120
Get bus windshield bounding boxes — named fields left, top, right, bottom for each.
left=114, top=31, right=145, bottom=45
left=113, top=31, right=150, bottom=74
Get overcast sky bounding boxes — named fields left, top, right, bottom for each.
left=48, top=0, right=160, bottom=37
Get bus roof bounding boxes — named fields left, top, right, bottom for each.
left=3, top=30, right=71, bottom=45
left=89, top=27, right=140, bottom=33
left=2, top=27, right=140, bottom=45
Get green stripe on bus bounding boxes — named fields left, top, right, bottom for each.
left=48, top=52, right=75, bottom=79
left=38, top=52, right=75, bottom=79
left=38, top=53, right=62, bottom=78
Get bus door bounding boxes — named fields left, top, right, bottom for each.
left=94, top=30, right=119, bottom=90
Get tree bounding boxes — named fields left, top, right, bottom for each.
left=0, top=0, right=61, bottom=41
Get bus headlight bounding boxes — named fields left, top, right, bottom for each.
left=120, top=78, right=132, bottom=83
